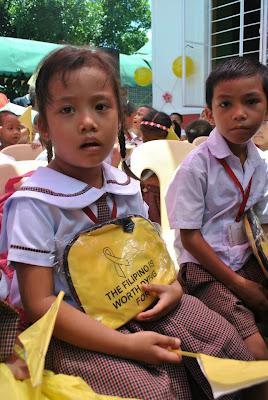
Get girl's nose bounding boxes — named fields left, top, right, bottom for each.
left=79, top=112, right=97, bottom=132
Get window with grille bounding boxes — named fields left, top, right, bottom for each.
left=210, top=0, right=267, bottom=68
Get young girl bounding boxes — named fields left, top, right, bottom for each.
left=0, top=46, right=260, bottom=400
left=166, top=57, right=268, bottom=364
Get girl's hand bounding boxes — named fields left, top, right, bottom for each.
left=126, top=331, right=182, bottom=365
left=234, top=277, right=268, bottom=312
left=6, top=353, right=29, bottom=380
left=135, top=280, right=183, bottom=321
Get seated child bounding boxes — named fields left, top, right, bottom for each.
left=0, top=111, right=21, bottom=150
left=166, top=56, right=268, bottom=365
left=139, top=110, right=174, bottom=224
left=0, top=46, right=264, bottom=400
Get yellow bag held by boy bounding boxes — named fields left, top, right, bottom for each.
left=64, top=216, right=177, bottom=329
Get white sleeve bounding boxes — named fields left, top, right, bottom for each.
left=6, top=198, right=56, bottom=267
left=165, top=164, right=206, bottom=229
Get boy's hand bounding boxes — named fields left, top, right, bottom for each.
left=235, top=277, right=268, bottom=312
left=135, top=280, right=183, bottom=321
left=126, top=331, right=182, bottom=364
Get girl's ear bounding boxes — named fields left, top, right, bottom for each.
left=205, top=107, right=215, bottom=126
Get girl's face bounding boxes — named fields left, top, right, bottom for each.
left=39, top=66, right=119, bottom=186
left=132, top=107, right=151, bottom=136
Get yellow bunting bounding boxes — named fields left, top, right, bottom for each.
left=134, top=67, right=152, bottom=86
left=172, top=56, right=195, bottom=79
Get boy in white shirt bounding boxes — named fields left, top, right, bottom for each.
left=166, top=56, right=268, bottom=365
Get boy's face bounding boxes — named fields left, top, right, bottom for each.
left=0, top=114, right=21, bottom=147
left=207, top=76, right=268, bottom=146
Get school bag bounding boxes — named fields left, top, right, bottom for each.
left=63, top=215, right=176, bottom=329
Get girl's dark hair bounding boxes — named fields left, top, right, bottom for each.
left=206, top=56, right=268, bottom=109
left=35, top=45, right=123, bottom=162
left=140, top=110, right=172, bottom=136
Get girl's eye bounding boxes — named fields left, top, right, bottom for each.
left=247, top=98, right=259, bottom=105
left=60, top=106, right=74, bottom=114
left=96, top=103, right=109, bottom=111
left=219, top=101, right=230, bottom=108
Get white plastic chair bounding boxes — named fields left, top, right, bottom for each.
left=1, top=144, right=43, bottom=161
left=130, top=140, right=195, bottom=268
left=0, top=160, right=46, bottom=195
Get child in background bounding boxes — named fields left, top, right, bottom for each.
left=0, top=46, right=261, bottom=400
left=132, top=104, right=154, bottom=145
left=139, top=110, right=173, bottom=224
left=185, top=119, right=213, bottom=143
left=166, top=57, right=268, bottom=366
left=0, top=111, right=21, bottom=150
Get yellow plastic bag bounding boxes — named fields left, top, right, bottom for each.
left=0, top=292, right=138, bottom=400
left=0, top=365, right=138, bottom=400
left=65, top=216, right=176, bottom=328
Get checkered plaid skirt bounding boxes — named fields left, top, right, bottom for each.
left=0, top=300, right=19, bottom=362
left=46, top=294, right=252, bottom=400
left=180, top=255, right=267, bottom=340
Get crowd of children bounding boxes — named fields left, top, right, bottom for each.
left=0, top=46, right=268, bottom=399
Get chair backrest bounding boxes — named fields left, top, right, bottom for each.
left=130, top=140, right=195, bottom=269
left=192, top=136, right=208, bottom=146
left=130, top=140, right=194, bottom=230
left=1, top=144, right=43, bottom=161
left=0, top=160, right=46, bottom=195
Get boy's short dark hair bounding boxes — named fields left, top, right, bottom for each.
left=0, top=110, right=18, bottom=125
left=206, top=56, right=268, bottom=109
left=185, top=119, right=213, bottom=143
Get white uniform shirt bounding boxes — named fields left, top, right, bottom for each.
left=166, top=128, right=268, bottom=271
left=0, top=163, right=148, bottom=307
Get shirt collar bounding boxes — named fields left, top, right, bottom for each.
left=8, top=163, right=140, bottom=209
left=207, top=127, right=261, bottom=168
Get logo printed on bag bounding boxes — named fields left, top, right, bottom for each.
left=103, top=247, right=129, bottom=278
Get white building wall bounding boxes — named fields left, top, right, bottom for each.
left=151, top=0, right=209, bottom=115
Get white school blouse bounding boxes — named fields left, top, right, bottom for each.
left=166, top=128, right=268, bottom=271
left=0, top=163, right=148, bottom=308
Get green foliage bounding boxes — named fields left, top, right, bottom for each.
left=1, top=0, right=151, bottom=53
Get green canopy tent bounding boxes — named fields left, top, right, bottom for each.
left=0, top=36, right=152, bottom=98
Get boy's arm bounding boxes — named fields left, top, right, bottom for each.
left=180, top=229, right=268, bottom=311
